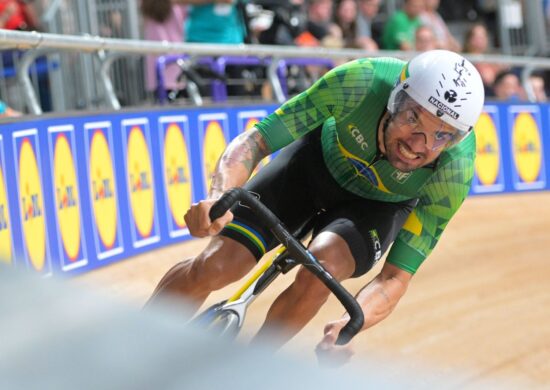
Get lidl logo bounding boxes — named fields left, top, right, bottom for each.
left=130, top=171, right=152, bottom=192
left=22, top=193, right=42, bottom=221
left=52, top=130, right=83, bottom=263
left=57, top=185, right=77, bottom=209
left=167, top=166, right=189, bottom=186
left=17, top=136, right=47, bottom=272
left=162, top=119, right=192, bottom=232
left=0, top=205, right=8, bottom=230
left=0, top=149, right=11, bottom=263
left=93, top=177, right=115, bottom=200
left=89, top=129, right=118, bottom=250
left=474, top=112, right=501, bottom=187
left=126, top=125, right=155, bottom=240
left=512, top=112, right=543, bottom=186
left=202, top=118, right=227, bottom=193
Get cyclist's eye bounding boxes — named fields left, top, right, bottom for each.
left=434, top=131, right=454, bottom=142
left=405, top=110, right=418, bottom=125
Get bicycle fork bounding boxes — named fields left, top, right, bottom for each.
left=217, top=248, right=297, bottom=327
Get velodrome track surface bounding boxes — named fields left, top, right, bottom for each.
left=75, top=192, right=550, bottom=388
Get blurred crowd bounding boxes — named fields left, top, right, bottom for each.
left=0, top=0, right=549, bottom=113
left=139, top=0, right=549, bottom=103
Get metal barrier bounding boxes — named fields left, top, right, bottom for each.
left=2, top=29, right=550, bottom=114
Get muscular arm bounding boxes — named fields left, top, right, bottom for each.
left=353, top=262, right=412, bottom=330
left=208, top=128, right=271, bottom=199
left=184, top=128, right=270, bottom=237
left=316, top=262, right=412, bottom=365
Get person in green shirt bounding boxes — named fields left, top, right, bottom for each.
left=146, top=50, right=485, bottom=365
left=381, top=0, right=423, bottom=50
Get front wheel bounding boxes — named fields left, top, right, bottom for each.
left=192, top=301, right=242, bottom=338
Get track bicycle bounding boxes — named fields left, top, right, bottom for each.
left=192, top=187, right=364, bottom=346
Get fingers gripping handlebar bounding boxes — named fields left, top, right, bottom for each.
left=209, top=188, right=365, bottom=345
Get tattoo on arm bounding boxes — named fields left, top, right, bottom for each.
left=209, top=129, right=270, bottom=197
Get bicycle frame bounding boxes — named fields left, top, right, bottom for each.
left=194, top=187, right=364, bottom=345
left=216, top=247, right=296, bottom=328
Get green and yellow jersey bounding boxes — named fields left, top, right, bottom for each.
left=255, top=57, right=475, bottom=274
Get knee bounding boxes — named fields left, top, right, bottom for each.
left=308, top=235, right=355, bottom=280
left=292, top=267, right=332, bottom=307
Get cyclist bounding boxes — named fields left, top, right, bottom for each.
left=146, top=50, right=485, bottom=364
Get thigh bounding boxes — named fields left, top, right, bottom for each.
left=312, top=198, right=417, bottom=278
left=220, top=131, right=324, bottom=259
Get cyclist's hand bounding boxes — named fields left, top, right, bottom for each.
left=184, top=199, right=234, bottom=237
left=315, top=319, right=355, bottom=368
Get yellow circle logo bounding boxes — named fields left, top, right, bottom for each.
left=512, top=112, right=542, bottom=183
left=90, top=130, right=118, bottom=249
left=0, top=161, right=11, bottom=264
left=164, top=123, right=191, bottom=229
left=54, top=134, right=81, bottom=261
left=127, top=126, right=154, bottom=238
left=474, top=112, right=500, bottom=186
left=19, top=139, right=46, bottom=271
left=203, top=121, right=227, bottom=191
left=244, top=117, right=259, bottom=131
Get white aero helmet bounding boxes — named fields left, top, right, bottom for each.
left=387, top=50, right=485, bottom=147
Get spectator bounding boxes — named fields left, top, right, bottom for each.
left=181, top=0, right=264, bottom=97
left=419, top=0, right=460, bottom=51
left=355, top=0, right=380, bottom=51
left=334, top=0, right=358, bottom=49
left=414, top=25, right=437, bottom=52
left=0, top=99, right=21, bottom=117
left=182, top=0, right=246, bottom=44
left=141, top=0, right=187, bottom=100
left=0, top=0, right=28, bottom=30
left=463, top=22, right=506, bottom=94
left=381, top=0, right=423, bottom=51
left=257, top=0, right=308, bottom=46
left=492, top=70, right=523, bottom=101
left=296, top=0, right=342, bottom=48
left=526, top=72, right=548, bottom=102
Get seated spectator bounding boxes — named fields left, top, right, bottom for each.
left=182, top=0, right=246, bottom=44
left=414, top=25, right=437, bottom=52
left=257, top=0, right=308, bottom=46
left=526, top=72, right=548, bottom=102
left=141, top=0, right=187, bottom=100
left=463, top=23, right=506, bottom=94
left=334, top=0, right=358, bottom=49
left=381, top=0, right=423, bottom=51
left=296, top=0, right=342, bottom=48
left=0, top=99, right=20, bottom=117
left=355, top=0, right=380, bottom=51
left=419, top=0, right=460, bottom=51
left=492, top=70, right=524, bottom=101
left=0, top=0, right=29, bottom=30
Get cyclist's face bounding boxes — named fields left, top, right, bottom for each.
left=382, top=105, right=458, bottom=172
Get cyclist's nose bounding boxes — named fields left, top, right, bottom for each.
left=410, top=131, right=430, bottom=150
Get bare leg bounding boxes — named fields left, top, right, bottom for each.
left=144, top=236, right=256, bottom=314
left=251, top=232, right=356, bottom=348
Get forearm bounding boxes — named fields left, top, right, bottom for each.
left=208, top=128, right=270, bottom=199
left=351, top=268, right=410, bottom=331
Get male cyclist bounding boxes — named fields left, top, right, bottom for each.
left=147, top=50, right=485, bottom=364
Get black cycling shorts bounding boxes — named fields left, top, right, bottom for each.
left=220, top=129, right=417, bottom=278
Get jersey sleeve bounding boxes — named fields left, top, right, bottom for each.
left=255, top=59, right=374, bottom=152
left=386, top=139, right=476, bottom=274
